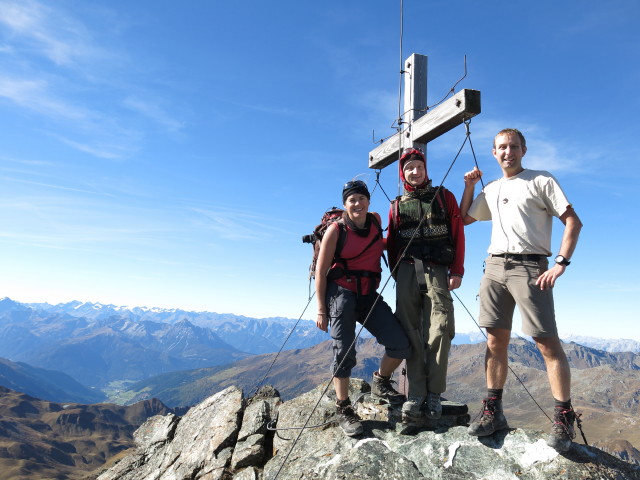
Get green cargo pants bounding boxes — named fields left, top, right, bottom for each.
left=395, top=261, right=455, bottom=396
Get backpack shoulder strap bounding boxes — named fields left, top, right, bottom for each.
left=370, top=212, right=383, bottom=238
left=334, top=220, right=347, bottom=259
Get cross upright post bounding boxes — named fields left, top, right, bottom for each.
left=402, top=53, right=428, bottom=157
left=368, top=53, right=481, bottom=170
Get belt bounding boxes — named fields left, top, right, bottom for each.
left=491, top=253, right=543, bottom=261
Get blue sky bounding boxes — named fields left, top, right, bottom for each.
left=0, top=0, right=638, bottom=340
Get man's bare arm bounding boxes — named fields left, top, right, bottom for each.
left=461, top=167, right=483, bottom=225
left=535, top=207, right=583, bottom=290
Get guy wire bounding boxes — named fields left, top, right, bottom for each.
left=248, top=293, right=315, bottom=399
left=396, top=0, right=405, bottom=197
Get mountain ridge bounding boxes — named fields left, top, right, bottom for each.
left=0, top=385, right=182, bottom=480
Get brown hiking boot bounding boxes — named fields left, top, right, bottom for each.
left=468, top=397, right=508, bottom=437
left=546, top=407, right=576, bottom=452
left=371, top=371, right=406, bottom=405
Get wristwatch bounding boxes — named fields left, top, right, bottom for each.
left=554, top=255, right=571, bottom=266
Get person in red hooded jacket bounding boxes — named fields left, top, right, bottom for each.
left=386, top=147, right=465, bottom=424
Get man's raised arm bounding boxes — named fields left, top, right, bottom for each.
left=461, top=167, right=483, bottom=225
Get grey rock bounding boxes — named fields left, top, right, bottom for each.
left=98, top=380, right=640, bottom=480
left=133, top=412, right=179, bottom=450
left=97, top=385, right=244, bottom=480
left=239, top=400, right=271, bottom=441
left=231, top=387, right=282, bottom=470
left=232, top=466, right=260, bottom=480
left=232, top=433, right=266, bottom=470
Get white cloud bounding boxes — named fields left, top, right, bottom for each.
left=0, top=1, right=181, bottom=159
left=0, top=0, right=93, bottom=66
left=123, top=96, right=185, bottom=133
left=192, top=206, right=295, bottom=241
left=0, top=76, right=88, bottom=120
left=53, top=134, right=137, bottom=160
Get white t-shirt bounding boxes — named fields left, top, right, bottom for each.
left=467, top=169, right=572, bottom=256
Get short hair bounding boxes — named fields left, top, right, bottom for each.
left=494, top=128, right=526, bottom=148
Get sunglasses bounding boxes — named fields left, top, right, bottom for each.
left=343, top=180, right=367, bottom=190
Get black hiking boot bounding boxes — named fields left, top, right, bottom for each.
left=546, top=407, right=576, bottom=452
left=467, top=397, right=508, bottom=437
left=371, top=371, right=406, bottom=405
left=402, top=396, right=426, bottom=421
left=335, top=401, right=363, bottom=437
left=425, top=391, right=442, bottom=420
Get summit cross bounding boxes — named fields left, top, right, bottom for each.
left=368, top=53, right=481, bottom=170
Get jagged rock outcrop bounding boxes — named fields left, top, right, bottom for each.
left=96, top=381, right=640, bottom=480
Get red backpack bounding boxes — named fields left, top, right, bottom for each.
left=302, top=208, right=385, bottom=280
left=302, top=207, right=347, bottom=280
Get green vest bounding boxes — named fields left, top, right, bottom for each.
left=393, top=185, right=454, bottom=265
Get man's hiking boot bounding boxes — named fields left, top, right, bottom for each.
left=467, top=397, right=508, bottom=437
left=402, top=396, right=427, bottom=421
left=336, top=402, right=363, bottom=437
left=371, top=371, right=406, bottom=405
left=546, top=407, right=576, bottom=452
left=426, top=392, right=442, bottom=420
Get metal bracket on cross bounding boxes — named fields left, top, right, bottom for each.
left=368, top=53, right=481, bottom=170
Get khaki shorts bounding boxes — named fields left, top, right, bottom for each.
left=478, top=255, right=558, bottom=337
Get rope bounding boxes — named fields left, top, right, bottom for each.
left=464, top=119, right=485, bottom=189
left=373, top=169, right=394, bottom=203
left=266, top=393, right=368, bottom=441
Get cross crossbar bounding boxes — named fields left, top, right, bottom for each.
left=368, top=88, right=481, bottom=170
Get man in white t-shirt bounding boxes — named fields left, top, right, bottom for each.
left=460, top=128, right=583, bottom=452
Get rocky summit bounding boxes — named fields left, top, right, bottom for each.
left=96, top=380, right=640, bottom=480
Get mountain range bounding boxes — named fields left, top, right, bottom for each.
left=1, top=297, right=639, bottom=404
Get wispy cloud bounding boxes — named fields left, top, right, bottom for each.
left=456, top=119, right=598, bottom=175
left=0, top=76, right=89, bottom=120
left=0, top=0, right=183, bottom=157
left=123, top=96, right=185, bottom=133
left=192, top=206, right=296, bottom=241
left=53, top=134, right=138, bottom=160
left=0, top=0, right=94, bottom=66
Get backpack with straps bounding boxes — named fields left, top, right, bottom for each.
left=302, top=208, right=385, bottom=282
left=302, top=207, right=347, bottom=280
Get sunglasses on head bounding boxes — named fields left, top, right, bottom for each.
left=343, top=180, right=367, bottom=190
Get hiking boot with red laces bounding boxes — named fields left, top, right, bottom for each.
left=371, top=371, right=406, bottom=405
left=467, top=397, right=508, bottom=437
left=336, top=402, right=363, bottom=437
left=546, top=407, right=576, bottom=452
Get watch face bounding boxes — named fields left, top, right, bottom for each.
left=555, top=255, right=568, bottom=265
